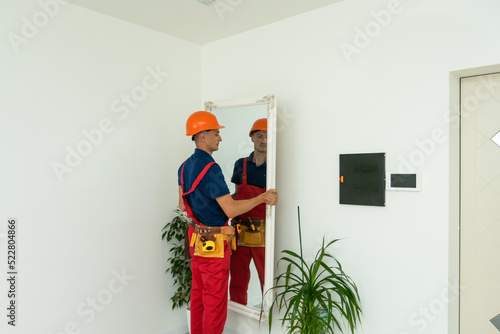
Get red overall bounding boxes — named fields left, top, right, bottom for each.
left=181, top=162, right=231, bottom=334
left=229, top=157, right=266, bottom=305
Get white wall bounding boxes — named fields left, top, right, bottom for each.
left=201, top=0, right=500, bottom=333
left=0, top=1, right=199, bottom=333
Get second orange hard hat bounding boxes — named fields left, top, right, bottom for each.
left=249, top=118, right=267, bottom=137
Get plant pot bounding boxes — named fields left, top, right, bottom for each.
left=186, top=306, right=191, bottom=334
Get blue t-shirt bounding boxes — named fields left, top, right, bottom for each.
left=231, top=152, right=266, bottom=189
left=178, top=149, right=230, bottom=227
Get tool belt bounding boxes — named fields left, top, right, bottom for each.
left=232, top=218, right=266, bottom=248
left=189, top=222, right=236, bottom=258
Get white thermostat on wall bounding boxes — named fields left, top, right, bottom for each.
left=386, top=172, right=421, bottom=191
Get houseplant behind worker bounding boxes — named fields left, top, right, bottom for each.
left=178, top=111, right=278, bottom=334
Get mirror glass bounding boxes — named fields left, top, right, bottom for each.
left=205, top=95, right=276, bottom=322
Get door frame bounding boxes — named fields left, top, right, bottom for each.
left=449, top=64, right=500, bottom=334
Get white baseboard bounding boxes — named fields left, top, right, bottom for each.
left=161, top=325, right=188, bottom=334
left=222, top=329, right=239, bottom=334
left=161, top=326, right=239, bottom=334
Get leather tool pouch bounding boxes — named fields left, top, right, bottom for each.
left=189, top=224, right=235, bottom=258
left=237, top=222, right=265, bottom=247
left=192, top=232, right=225, bottom=258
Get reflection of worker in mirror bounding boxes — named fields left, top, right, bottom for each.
left=178, top=112, right=278, bottom=334
left=230, top=118, right=268, bottom=306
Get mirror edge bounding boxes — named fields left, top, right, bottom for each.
left=262, top=94, right=276, bottom=324
left=204, top=95, right=277, bottom=323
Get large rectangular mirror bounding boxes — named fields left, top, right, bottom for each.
left=205, top=95, right=276, bottom=322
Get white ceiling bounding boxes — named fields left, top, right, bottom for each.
left=69, top=0, right=342, bottom=45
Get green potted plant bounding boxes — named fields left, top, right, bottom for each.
left=162, top=208, right=192, bottom=309
left=267, top=208, right=362, bottom=334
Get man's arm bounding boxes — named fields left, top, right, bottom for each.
left=178, top=185, right=186, bottom=212
left=216, top=189, right=278, bottom=219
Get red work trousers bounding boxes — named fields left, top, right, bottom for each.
left=229, top=244, right=265, bottom=305
left=189, top=226, right=231, bottom=334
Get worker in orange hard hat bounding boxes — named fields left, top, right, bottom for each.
left=185, top=110, right=225, bottom=138
left=229, top=118, right=268, bottom=306
left=177, top=111, right=278, bottom=334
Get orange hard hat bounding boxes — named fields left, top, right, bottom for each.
left=186, top=111, right=225, bottom=136
left=249, top=118, right=267, bottom=137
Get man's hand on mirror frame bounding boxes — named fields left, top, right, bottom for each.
left=262, top=189, right=278, bottom=206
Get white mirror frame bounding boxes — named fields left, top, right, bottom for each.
left=205, top=95, right=276, bottom=322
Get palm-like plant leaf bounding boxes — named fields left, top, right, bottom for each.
left=266, top=208, right=362, bottom=334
